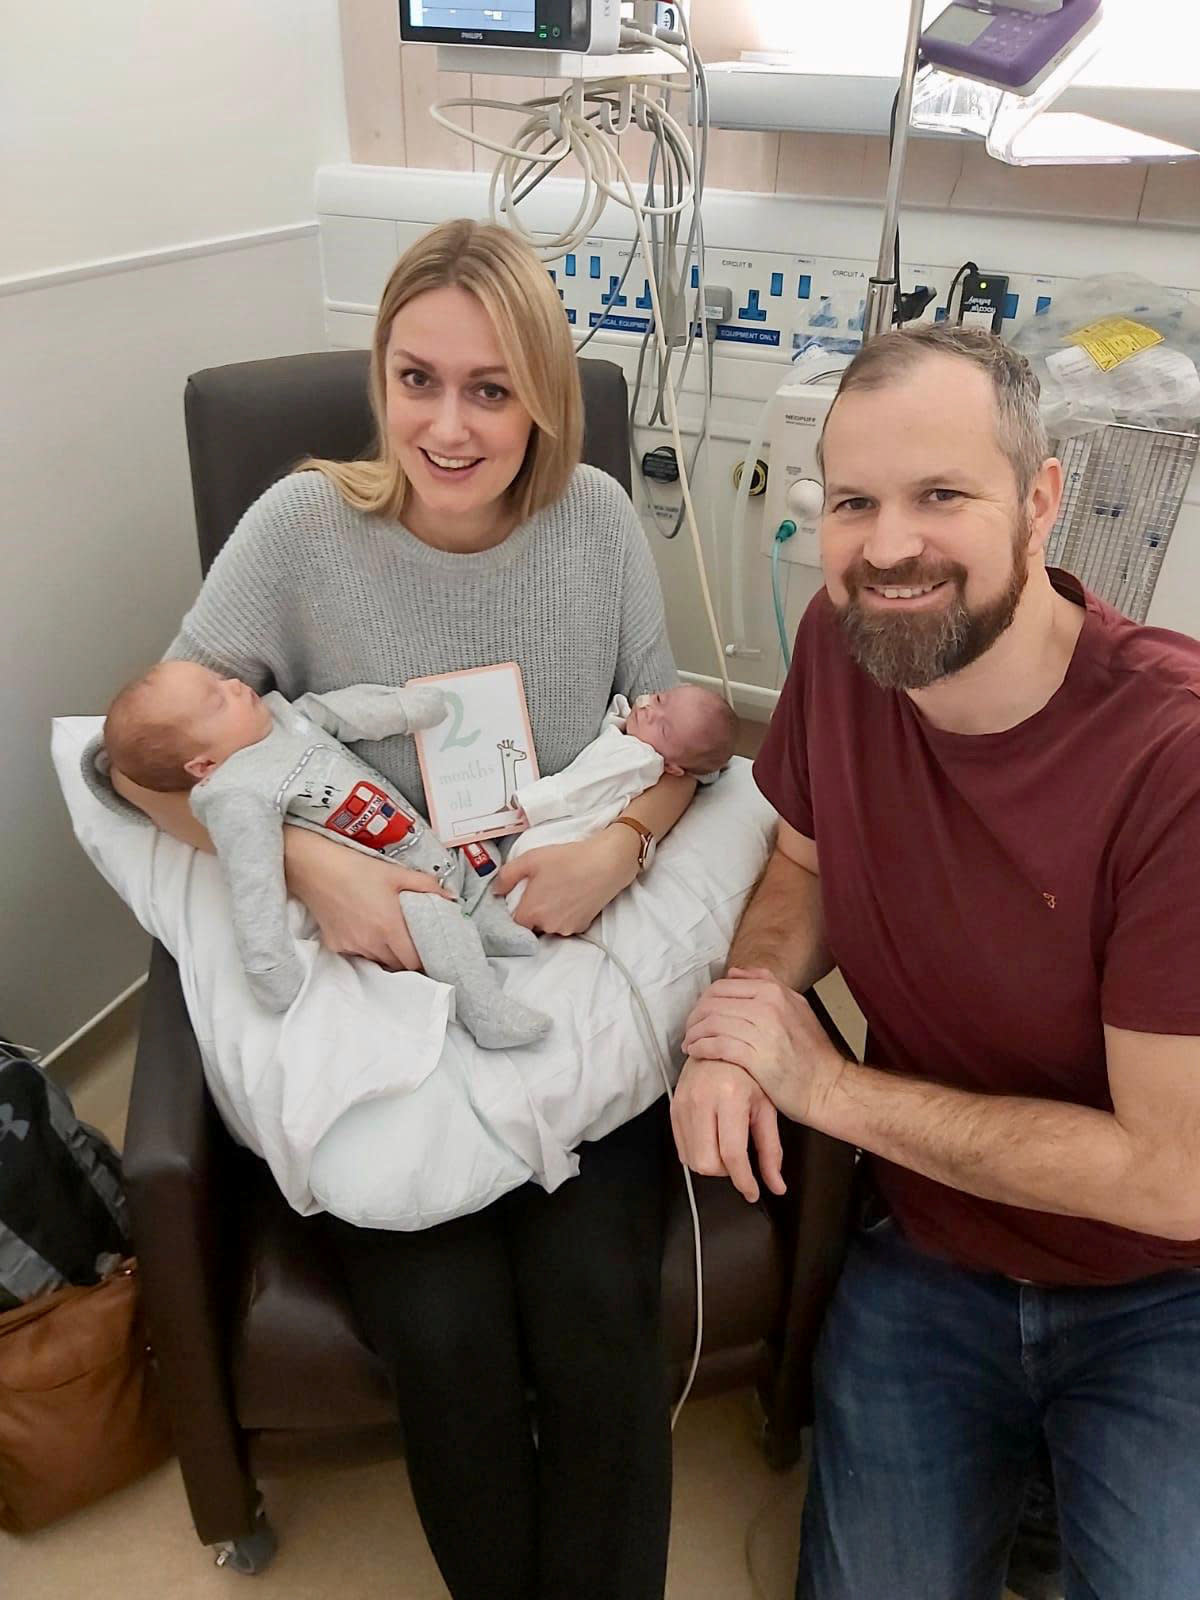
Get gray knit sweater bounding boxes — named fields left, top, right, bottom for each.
left=164, top=465, right=677, bottom=813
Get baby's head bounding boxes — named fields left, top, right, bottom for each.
left=625, top=685, right=737, bottom=777
left=104, top=661, right=273, bottom=791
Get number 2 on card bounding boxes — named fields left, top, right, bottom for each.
left=440, top=691, right=481, bottom=751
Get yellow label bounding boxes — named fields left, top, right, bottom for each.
left=1066, top=316, right=1163, bottom=372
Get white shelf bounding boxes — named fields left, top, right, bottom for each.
left=436, top=44, right=685, bottom=78
left=705, top=61, right=1200, bottom=155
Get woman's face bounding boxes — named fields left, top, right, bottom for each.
left=384, top=285, right=534, bottom=539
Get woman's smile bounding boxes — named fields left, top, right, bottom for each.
left=419, top=447, right=485, bottom=481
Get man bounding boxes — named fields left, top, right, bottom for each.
left=673, top=326, right=1200, bottom=1599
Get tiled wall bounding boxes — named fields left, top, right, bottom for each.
left=338, top=0, right=1199, bottom=226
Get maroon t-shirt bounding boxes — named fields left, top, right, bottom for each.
left=754, top=573, right=1200, bottom=1286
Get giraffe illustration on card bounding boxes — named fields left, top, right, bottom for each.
left=497, top=739, right=529, bottom=809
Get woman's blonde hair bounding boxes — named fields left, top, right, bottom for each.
left=300, top=219, right=583, bottom=524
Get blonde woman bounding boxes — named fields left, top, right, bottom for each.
left=112, top=220, right=692, bottom=1598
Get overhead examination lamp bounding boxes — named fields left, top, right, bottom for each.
left=863, top=0, right=1199, bottom=342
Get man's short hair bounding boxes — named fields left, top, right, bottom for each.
left=103, top=670, right=196, bottom=792
left=818, top=325, right=1049, bottom=499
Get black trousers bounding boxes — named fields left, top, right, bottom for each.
left=325, top=1100, right=672, bottom=1600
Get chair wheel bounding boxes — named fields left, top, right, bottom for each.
left=214, top=1511, right=278, bottom=1576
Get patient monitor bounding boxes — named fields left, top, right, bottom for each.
left=399, top=0, right=622, bottom=56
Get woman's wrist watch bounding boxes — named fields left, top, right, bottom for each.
left=610, top=815, right=656, bottom=873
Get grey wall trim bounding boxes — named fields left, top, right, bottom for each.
left=0, top=222, right=319, bottom=299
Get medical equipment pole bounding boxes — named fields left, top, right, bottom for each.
left=863, top=0, right=926, bottom=343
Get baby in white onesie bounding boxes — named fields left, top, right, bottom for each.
left=505, top=683, right=737, bottom=903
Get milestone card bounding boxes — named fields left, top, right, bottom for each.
left=411, top=662, right=539, bottom=845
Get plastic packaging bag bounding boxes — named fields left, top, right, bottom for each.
left=1010, top=275, right=1200, bottom=438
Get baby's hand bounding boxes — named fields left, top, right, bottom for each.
left=402, top=685, right=450, bottom=731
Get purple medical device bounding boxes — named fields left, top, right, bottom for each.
left=919, top=0, right=1103, bottom=96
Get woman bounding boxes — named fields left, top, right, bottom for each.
left=112, top=219, right=696, bottom=1599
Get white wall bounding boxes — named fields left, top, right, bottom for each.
left=4, top=4, right=349, bottom=278
left=1, top=3, right=350, bottom=1054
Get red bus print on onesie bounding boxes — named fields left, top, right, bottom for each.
left=322, top=781, right=415, bottom=851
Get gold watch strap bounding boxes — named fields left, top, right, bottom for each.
left=610, top=815, right=654, bottom=869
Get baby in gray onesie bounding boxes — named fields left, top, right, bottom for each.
left=103, top=661, right=549, bottom=1049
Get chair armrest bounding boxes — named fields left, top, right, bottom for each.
left=122, top=941, right=259, bottom=1543
left=763, top=988, right=859, bottom=1463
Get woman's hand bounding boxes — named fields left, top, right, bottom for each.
left=671, top=1054, right=786, bottom=1204
left=283, top=827, right=454, bottom=971
left=492, top=827, right=641, bottom=936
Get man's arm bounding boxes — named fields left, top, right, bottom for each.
left=685, top=977, right=1200, bottom=1241
left=819, top=1023, right=1200, bottom=1239
left=671, top=818, right=832, bottom=1203
left=723, top=821, right=832, bottom=992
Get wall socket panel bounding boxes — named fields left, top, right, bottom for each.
left=324, top=205, right=1200, bottom=381
left=543, top=241, right=1070, bottom=357
left=326, top=220, right=1069, bottom=362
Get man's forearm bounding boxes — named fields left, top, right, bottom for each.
left=812, top=1059, right=1196, bottom=1240
left=729, top=844, right=832, bottom=994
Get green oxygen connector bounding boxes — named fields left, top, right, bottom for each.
left=776, top=519, right=797, bottom=542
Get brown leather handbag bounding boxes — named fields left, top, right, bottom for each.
left=0, top=1258, right=173, bottom=1531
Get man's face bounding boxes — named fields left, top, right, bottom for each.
left=819, top=356, right=1036, bottom=691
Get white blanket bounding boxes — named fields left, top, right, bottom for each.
left=53, top=717, right=775, bottom=1229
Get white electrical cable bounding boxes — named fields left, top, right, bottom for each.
left=728, top=391, right=776, bottom=660
left=579, top=932, right=703, bottom=1428
left=638, top=13, right=714, bottom=550
left=428, top=83, right=696, bottom=260
left=608, top=135, right=733, bottom=705
left=429, top=25, right=734, bottom=706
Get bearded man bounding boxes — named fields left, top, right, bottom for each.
left=673, top=326, right=1200, bottom=1600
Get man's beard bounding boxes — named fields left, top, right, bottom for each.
left=834, top=523, right=1029, bottom=692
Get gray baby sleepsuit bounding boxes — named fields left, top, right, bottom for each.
left=189, top=684, right=548, bottom=1048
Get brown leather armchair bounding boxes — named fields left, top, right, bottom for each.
left=122, top=350, right=858, bottom=1573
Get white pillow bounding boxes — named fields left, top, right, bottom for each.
left=53, top=717, right=776, bottom=1228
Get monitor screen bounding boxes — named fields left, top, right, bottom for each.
left=410, top=1, right=536, bottom=31
left=929, top=6, right=994, bottom=46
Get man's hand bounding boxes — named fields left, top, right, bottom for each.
left=682, top=967, right=847, bottom=1126
left=670, top=1054, right=786, bottom=1204
left=493, top=828, right=639, bottom=935
left=284, top=827, right=454, bottom=971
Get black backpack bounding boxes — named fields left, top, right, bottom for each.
left=0, top=1042, right=130, bottom=1311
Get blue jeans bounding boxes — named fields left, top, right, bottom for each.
left=796, top=1217, right=1200, bottom=1600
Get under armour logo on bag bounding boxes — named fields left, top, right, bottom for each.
left=1042, top=892, right=1057, bottom=910
left=0, top=1104, right=31, bottom=1155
